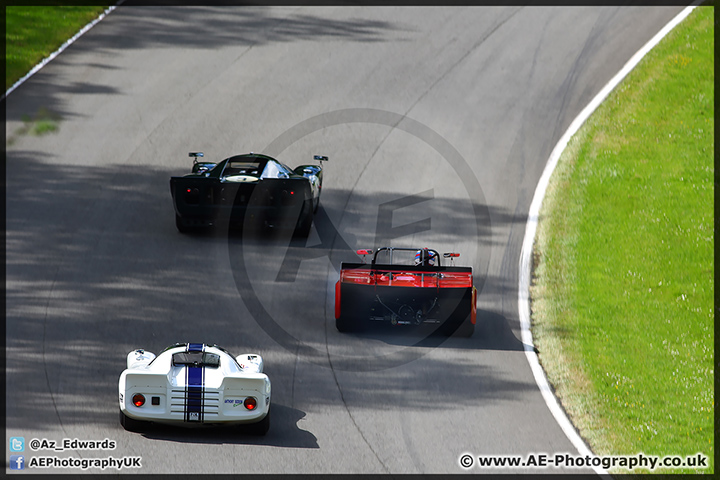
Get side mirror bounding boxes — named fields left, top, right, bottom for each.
left=126, top=349, right=156, bottom=369
left=443, top=252, right=460, bottom=266
left=236, top=353, right=264, bottom=373
left=357, top=249, right=373, bottom=263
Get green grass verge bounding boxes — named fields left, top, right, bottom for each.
left=531, top=4, right=714, bottom=474
left=6, top=6, right=111, bottom=91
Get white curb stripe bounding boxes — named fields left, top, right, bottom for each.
left=3, top=3, right=121, bottom=101
left=518, top=5, right=697, bottom=476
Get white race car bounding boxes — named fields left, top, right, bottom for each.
left=118, top=343, right=271, bottom=435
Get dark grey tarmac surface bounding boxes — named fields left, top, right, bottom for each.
left=5, top=6, right=683, bottom=474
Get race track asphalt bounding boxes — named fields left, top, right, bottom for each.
left=5, top=6, right=684, bottom=474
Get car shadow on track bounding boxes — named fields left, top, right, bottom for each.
left=132, top=404, right=318, bottom=449
left=5, top=156, right=532, bottom=429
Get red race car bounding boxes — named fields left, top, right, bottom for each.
left=335, top=247, right=476, bottom=337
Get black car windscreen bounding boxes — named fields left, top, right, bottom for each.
left=172, top=352, right=221, bottom=368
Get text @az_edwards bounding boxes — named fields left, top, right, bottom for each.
left=28, top=437, right=116, bottom=452
left=458, top=452, right=709, bottom=471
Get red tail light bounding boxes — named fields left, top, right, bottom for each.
left=243, top=397, right=257, bottom=410
left=132, top=394, right=145, bottom=407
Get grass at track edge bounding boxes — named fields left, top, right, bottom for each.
left=530, top=4, right=714, bottom=474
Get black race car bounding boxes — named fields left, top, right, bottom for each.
left=171, top=152, right=327, bottom=236
left=335, top=247, right=476, bottom=337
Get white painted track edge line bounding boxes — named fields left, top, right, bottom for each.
left=3, top=2, right=124, bottom=101
left=518, top=5, right=697, bottom=477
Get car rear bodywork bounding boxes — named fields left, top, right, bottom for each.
left=335, top=247, right=476, bottom=336
left=118, top=343, right=271, bottom=434
left=170, top=153, right=326, bottom=236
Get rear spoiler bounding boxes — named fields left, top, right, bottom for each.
left=355, top=247, right=460, bottom=265
left=220, top=375, right=271, bottom=395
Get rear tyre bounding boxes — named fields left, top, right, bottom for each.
left=336, top=317, right=352, bottom=332
left=175, top=214, right=191, bottom=234
left=441, top=317, right=474, bottom=337
left=456, top=320, right=475, bottom=338
left=336, top=315, right=366, bottom=333
left=119, top=410, right=149, bottom=432
left=293, top=200, right=313, bottom=238
left=246, top=408, right=270, bottom=436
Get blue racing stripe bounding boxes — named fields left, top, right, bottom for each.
left=185, top=344, right=205, bottom=422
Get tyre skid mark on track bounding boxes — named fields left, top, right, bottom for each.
left=323, top=284, right=391, bottom=473
left=404, top=7, right=522, bottom=120
left=41, top=265, right=69, bottom=437
left=286, top=12, right=526, bottom=459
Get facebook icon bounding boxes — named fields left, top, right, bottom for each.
left=10, top=455, right=25, bottom=470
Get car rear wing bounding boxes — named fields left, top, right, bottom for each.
left=220, top=375, right=271, bottom=396
left=339, top=262, right=473, bottom=288
left=170, top=174, right=312, bottom=213
left=122, top=371, right=170, bottom=390
left=353, top=247, right=461, bottom=266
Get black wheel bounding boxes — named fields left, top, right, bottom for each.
left=119, top=410, right=149, bottom=432
left=336, top=316, right=351, bottom=332
left=175, top=214, right=192, bottom=234
left=441, top=317, right=474, bottom=337
left=336, top=315, right=366, bottom=333
left=246, top=408, right=270, bottom=436
left=293, top=200, right=313, bottom=238
left=456, top=320, right=475, bottom=338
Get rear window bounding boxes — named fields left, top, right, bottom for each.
left=172, top=352, right=220, bottom=368
left=223, top=161, right=263, bottom=177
